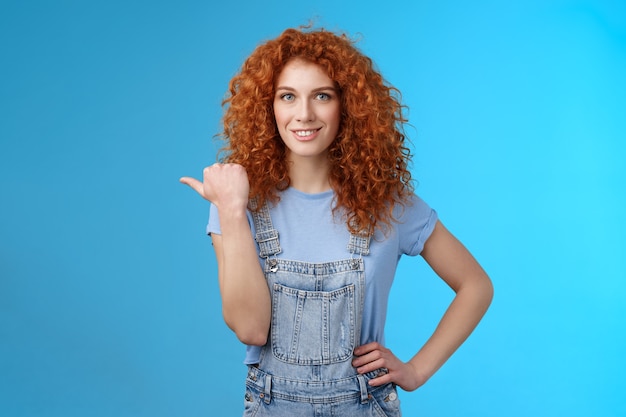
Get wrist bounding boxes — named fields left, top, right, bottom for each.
left=216, top=203, right=248, bottom=219
left=407, top=359, right=433, bottom=389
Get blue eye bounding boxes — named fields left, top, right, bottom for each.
left=316, top=93, right=331, bottom=101
left=281, top=93, right=295, bottom=101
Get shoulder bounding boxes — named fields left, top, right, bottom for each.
left=391, top=193, right=438, bottom=256
left=394, top=193, right=436, bottom=222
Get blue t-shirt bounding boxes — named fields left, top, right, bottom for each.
left=207, top=187, right=438, bottom=364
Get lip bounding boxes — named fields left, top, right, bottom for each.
left=291, top=128, right=321, bottom=141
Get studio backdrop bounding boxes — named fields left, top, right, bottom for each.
left=1, top=1, right=624, bottom=416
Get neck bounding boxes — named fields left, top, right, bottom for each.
left=287, top=153, right=331, bottom=194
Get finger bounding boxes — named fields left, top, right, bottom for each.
left=179, top=176, right=204, bottom=195
left=353, top=342, right=381, bottom=356
left=352, top=350, right=379, bottom=368
left=367, top=372, right=393, bottom=387
left=352, top=345, right=385, bottom=366
left=355, top=358, right=386, bottom=375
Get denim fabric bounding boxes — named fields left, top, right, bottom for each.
left=269, top=258, right=360, bottom=366
left=245, top=203, right=402, bottom=416
left=243, top=366, right=401, bottom=417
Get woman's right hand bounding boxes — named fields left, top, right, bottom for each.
left=181, top=163, right=270, bottom=345
left=180, top=163, right=250, bottom=211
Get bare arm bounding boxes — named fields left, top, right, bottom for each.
left=407, top=220, right=493, bottom=384
left=353, top=220, right=493, bottom=390
left=180, top=163, right=270, bottom=345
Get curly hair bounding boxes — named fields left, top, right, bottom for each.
left=218, top=27, right=414, bottom=235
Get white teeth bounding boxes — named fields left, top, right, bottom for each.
left=295, top=130, right=316, bottom=137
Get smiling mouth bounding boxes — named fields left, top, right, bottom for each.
left=293, top=129, right=320, bottom=137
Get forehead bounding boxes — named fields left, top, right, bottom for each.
left=275, top=59, right=334, bottom=88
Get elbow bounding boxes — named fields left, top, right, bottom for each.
left=486, top=273, right=494, bottom=301
left=223, top=312, right=269, bottom=346
left=479, top=273, right=494, bottom=311
left=459, top=272, right=494, bottom=313
left=236, top=331, right=268, bottom=346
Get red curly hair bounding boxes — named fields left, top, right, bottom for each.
left=219, top=27, right=414, bottom=235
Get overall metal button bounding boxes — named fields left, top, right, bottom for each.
left=268, top=259, right=278, bottom=272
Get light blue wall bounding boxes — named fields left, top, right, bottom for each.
left=1, top=1, right=624, bottom=416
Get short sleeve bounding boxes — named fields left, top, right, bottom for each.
left=206, top=203, right=221, bottom=235
left=206, top=203, right=255, bottom=237
left=399, top=194, right=438, bottom=256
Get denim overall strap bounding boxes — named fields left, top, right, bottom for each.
left=346, top=217, right=371, bottom=256
left=347, top=232, right=371, bottom=256
left=249, top=198, right=282, bottom=258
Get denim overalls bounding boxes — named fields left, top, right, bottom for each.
left=243, top=201, right=401, bottom=416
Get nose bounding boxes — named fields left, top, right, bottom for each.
left=295, top=99, right=314, bottom=122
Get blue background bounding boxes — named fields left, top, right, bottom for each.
left=1, top=0, right=624, bottom=416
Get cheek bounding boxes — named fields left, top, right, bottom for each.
left=273, top=109, right=290, bottom=141
left=325, top=106, right=341, bottom=130
left=273, top=106, right=288, bottom=128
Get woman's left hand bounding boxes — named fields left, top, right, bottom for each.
left=352, top=342, right=426, bottom=392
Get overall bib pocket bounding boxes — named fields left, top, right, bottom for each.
left=270, top=283, right=356, bottom=365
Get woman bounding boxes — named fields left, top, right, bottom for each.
left=181, top=27, right=493, bottom=416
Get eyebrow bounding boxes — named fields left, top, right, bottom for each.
left=275, top=86, right=338, bottom=93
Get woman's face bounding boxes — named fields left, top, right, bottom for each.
left=273, top=59, right=341, bottom=164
